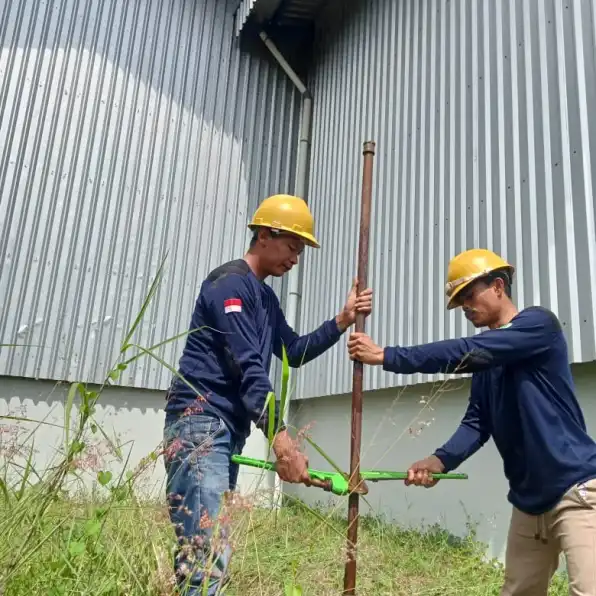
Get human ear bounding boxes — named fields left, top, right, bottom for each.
left=257, top=228, right=270, bottom=246
left=493, top=277, right=505, bottom=298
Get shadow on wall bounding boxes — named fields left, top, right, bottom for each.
left=286, top=360, right=596, bottom=565
left=0, top=0, right=299, bottom=390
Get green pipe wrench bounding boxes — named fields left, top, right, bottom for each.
left=231, top=454, right=467, bottom=497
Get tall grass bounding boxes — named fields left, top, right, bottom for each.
left=0, top=259, right=570, bottom=595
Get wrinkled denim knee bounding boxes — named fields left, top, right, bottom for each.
left=163, top=413, right=244, bottom=596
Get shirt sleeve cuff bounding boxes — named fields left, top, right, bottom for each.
left=256, top=413, right=287, bottom=437
left=331, top=317, right=346, bottom=337
left=382, top=346, right=397, bottom=372
left=433, top=449, right=459, bottom=473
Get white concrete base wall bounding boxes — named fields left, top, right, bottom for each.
left=287, top=361, right=596, bottom=565
left=2, top=362, right=595, bottom=566
left=0, top=377, right=271, bottom=500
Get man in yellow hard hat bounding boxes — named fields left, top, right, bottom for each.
left=347, top=248, right=596, bottom=595
left=163, top=194, right=373, bottom=595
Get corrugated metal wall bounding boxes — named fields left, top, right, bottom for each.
left=235, top=0, right=257, bottom=36
left=298, top=0, right=596, bottom=399
left=0, top=0, right=300, bottom=389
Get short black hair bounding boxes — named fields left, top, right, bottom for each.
left=484, top=268, right=513, bottom=298
left=249, top=226, right=285, bottom=248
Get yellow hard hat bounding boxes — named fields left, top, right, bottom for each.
left=248, top=194, right=320, bottom=248
left=445, top=248, right=514, bottom=310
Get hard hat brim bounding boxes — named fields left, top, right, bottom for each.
left=248, top=223, right=320, bottom=248
left=445, top=265, right=515, bottom=310
left=446, top=282, right=471, bottom=310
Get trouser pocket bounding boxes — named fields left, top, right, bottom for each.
left=572, top=478, right=596, bottom=510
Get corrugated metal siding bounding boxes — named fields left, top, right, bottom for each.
left=234, top=0, right=257, bottom=36
left=298, top=0, right=596, bottom=399
left=0, top=0, right=300, bottom=390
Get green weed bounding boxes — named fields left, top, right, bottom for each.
left=0, top=256, right=570, bottom=595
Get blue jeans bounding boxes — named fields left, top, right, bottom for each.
left=163, top=413, right=245, bottom=596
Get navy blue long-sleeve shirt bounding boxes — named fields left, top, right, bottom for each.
left=165, top=259, right=344, bottom=440
left=383, top=306, right=596, bottom=515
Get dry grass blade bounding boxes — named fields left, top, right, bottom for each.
left=0, top=255, right=571, bottom=596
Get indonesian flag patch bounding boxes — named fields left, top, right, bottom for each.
left=224, top=298, right=242, bottom=314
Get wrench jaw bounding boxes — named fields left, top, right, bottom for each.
left=349, top=477, right=369, bottom=496
left=324, top=474, right=369, bottom=496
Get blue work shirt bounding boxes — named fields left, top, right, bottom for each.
left=166, top=259, right=344, bottom=440
left=383, top=306, right=596, bottom=515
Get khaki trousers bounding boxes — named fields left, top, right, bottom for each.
left=501, top=478, right=596, bottom=596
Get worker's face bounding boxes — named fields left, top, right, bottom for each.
left=260, top=230, right=305, bottom=277
left=455, top=277, right=506, bottom=328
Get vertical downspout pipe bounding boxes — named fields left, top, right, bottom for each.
left=258, top=31, right=313, bottom=503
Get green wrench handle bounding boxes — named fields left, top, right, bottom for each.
left=362, top=470, right=468, bottom=481
left=231, top=454, right=348, bottom=495
left=231, top=455, right=467, bottom=497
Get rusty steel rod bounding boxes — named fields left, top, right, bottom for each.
left=343, top=140, right=376, bottom=595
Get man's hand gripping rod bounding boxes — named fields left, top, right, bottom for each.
left=231, top=454, right=467, bottom=496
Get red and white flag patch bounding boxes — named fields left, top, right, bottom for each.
left=224, top=298, right=242, bottom=314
